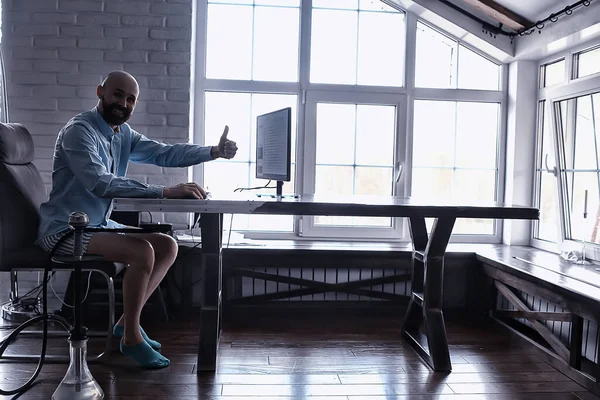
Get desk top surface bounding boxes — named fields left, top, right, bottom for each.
left=113, top=194, right=539, bottom=219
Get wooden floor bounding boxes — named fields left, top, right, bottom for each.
left=0, top=310, right=598, bottom=399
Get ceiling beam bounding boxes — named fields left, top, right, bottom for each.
left=460, top=0, right=534, bottom=32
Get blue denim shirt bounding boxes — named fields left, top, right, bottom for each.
left=38, top=107, right=213, bottom=240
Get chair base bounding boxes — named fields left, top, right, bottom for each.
left=1, top=299, right=43, bottom=322
left=0, top=270, right=117, bottom=364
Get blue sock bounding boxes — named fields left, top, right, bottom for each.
left=113, top=324, right=161, bottom=350
left=120, top=340, right=170, bottom=369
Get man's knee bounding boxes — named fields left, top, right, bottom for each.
left=131, top=240, right=155, bottom=274
left=154, top=233, right=178, bottom=262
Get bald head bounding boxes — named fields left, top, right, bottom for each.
left=100, top=70, right=139, bottom=92
left=97, top=70, right=139, bottom=127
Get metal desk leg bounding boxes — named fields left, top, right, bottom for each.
left=401, top=216, right=455, bottom=372
left=197, top=213, right=223, bottom=372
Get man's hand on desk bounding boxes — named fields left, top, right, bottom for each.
left=163, top=183, right=208, bottom=199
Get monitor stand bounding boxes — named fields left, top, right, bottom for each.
left=255, top=181, right=299, bottom=199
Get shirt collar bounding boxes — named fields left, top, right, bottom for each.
left=92, top=106, right=120, bottom=140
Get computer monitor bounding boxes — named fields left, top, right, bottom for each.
left=256, top=107, right=292, bottom=198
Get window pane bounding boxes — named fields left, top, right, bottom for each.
left=205, top=92, right=251, bottom=162
left=316, top=103, right=356, bottom=165
left=567, top=172, right=599, bottom=242
left=411, top=168, right=453, bottom=200
left=315, top=165, right=354, bottom=225
left=313, top=0, right=358, bottom=10
left=574, top=96, right=598, bottom=169
left=457, top=45, right=500, bottom=90
left=412, top=100, right=500, bottom=235
left=311, top=6, right=403, bottom=86
left=204, top=161, right=250, bottom=199
left=543, top=60, right=565, bottom=87
left=355, top=104, right=395, bottom=166
left=415, top=22, right=457, bottom=89
left=453, top=170, right=496, bottom=234
left=354, top=167, right=392, bottom=226
left=357, top=11, right=404, bottom=86
left=455, top=102, right=499, bottom=168
left=355, top=166, right=392, bottom=195
left=310, top=9, right=357, bottom=84
left=314, top=165, right=391, bottom=226
left=253, top=6, right=299, bottom=82
left=413, top=100, right=455, bottom=167
left=315, top=165, right=353, bottom=196
left=535, top=101, right=559, bottom=242
left=560, top=93, right=600, bottom=242
left=538, top=170, right=559, bottom=242
left=206, top=5, right=253, bottom=80
left=577, top=47, right=600, bottom=78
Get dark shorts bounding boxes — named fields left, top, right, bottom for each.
left=36, top=230, right=96, bottom=256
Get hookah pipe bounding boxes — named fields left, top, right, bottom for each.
left=0, top=212, right=104, bottom=399
left=51, top=211, right=104, bottom=400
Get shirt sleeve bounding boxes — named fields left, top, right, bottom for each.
left=129, top=129, right=214, bottom=167
left=61, top=123, right=164, bottom=198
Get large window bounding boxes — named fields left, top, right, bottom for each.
left=533, top=43, right=600, bottom=257
left=197, top=1, right=505, bottom=241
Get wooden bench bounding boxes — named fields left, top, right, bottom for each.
left=476, top=245, right=600, bottom=394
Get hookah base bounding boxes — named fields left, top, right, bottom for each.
left=52, top=339, right=104, bottom=400
left=52, top=380, right=104, bottom=400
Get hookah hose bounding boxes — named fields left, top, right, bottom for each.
left=0, top=230, right=75, bottom=396
left=0, top=225, right=157, bottom=395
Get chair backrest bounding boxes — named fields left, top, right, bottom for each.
left=0, top=122, right=48, bottom=264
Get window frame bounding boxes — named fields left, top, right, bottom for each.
left=532, top=40, right=600, bottom=259
left=193, top=0, right=508, bottom=243
left=300, top=89, right=407, bottom=240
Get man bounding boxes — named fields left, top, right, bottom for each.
left=36, top=70, right=237, bottom=369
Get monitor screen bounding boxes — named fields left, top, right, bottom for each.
left=256, top=107, right=291, bottom=182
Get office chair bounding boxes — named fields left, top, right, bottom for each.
left=0, top=121, right=125, bottom=362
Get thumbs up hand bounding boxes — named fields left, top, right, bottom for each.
left=213, top=125, right=238, bottom=159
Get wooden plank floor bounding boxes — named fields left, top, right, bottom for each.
left=0, top=311, right=598, bottom=399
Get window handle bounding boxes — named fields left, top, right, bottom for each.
left=395, top=162, right=404, bottom=183
left=544, top=154, right=557, bottom=176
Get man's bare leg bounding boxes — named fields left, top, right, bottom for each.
left=114, top=232, right=178, bottom=327
left=86, top=233, right=169, bottom=368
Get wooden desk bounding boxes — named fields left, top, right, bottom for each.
left=113, top=194, right=539, bottom=373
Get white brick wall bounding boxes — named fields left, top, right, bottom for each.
left=2, top=0, right=193, bottom=222
left=1, top=0, right=194, bottom=302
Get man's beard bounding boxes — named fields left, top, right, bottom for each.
left=100, top=97, right=131, bottom=126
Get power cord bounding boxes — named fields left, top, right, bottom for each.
left=234, top=180, right=275, bottom=192
left=50, top=271, right=93, bottom=309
